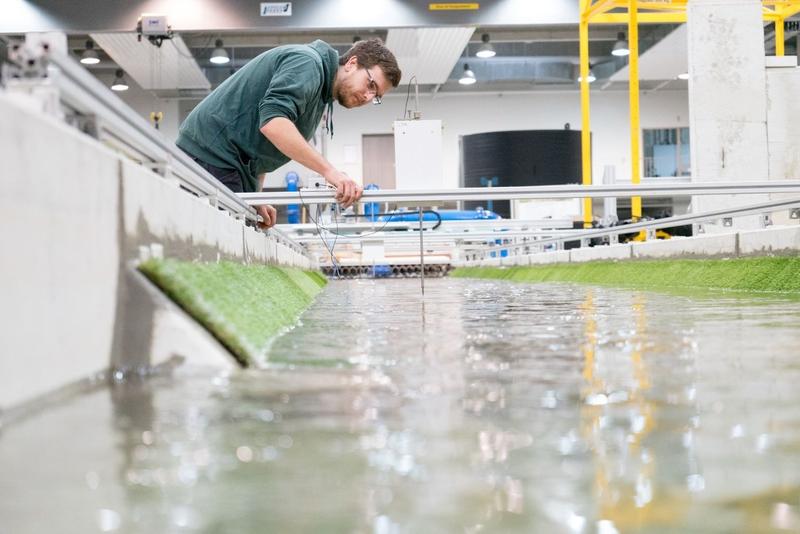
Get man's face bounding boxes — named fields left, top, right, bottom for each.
left=335, top=56, right=392, bottom=109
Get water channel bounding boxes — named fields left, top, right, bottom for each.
left=2, top=278, right=800, bottom=533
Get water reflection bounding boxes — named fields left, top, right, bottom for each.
left=1, top=279, right=800, bottom=533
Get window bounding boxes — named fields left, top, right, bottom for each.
left=643, top=127, right=690, bottom=178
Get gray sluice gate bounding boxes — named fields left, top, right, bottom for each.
left=320, top=264, right=452, bottom=279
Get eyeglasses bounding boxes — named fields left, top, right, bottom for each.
left=365, top=68, right=382, bottom=105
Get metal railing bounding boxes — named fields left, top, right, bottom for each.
left=465, top=195, right=800, bottom=259
left=10, top=40, right=798, bottom=268
left=241, top=181, right=800, bottom=206
left=5, top=45, right=258, bottom=222
left=266, top=185, right=800, bottom=268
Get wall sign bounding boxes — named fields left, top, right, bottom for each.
left=429, top=3, right=479, bottom=10
left=260, top=3, right=292, bottom=16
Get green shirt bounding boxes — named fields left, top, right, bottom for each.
left=177, top=40, right=338, bottom=192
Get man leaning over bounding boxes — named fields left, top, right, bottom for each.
left=177, top=38, right=401, bottom=228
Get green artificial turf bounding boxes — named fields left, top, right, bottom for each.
left=139, top=259, right=327, bottom=366
left=451, top=256, right=800, bottom=293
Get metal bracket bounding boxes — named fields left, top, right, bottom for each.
left=149, top=161, right=171, bottom=177
left=200, top=188, right=219, bottom=208
left=66, top=113, right=99, bottom=138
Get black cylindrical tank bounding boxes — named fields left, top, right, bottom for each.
left=461, top=130, right=584, bottom=218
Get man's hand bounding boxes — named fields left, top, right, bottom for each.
left=256, top=204, right=277, bottom=230
left=324, top=170, right=363, bottom=208
left=260, top=119, right=363, bottom=208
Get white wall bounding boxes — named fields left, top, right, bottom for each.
left=309, top=89, right=689, bottom=191
left=126, top=82, right=689, bottom=192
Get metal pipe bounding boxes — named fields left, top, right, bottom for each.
left=419, top=205, right=425, bottom=296
left=45, top=52, right=257, bottom=221
left=474, top=195, right=800, bottom=254
left=240, top=181, right=800, bottom=206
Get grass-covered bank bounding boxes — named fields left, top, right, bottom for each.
left=452, top=256, right=800, bottom=293
left=139, top=259, right=327, bottom=366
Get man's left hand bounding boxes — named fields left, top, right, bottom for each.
left=256, top=204, right=277, bottom=229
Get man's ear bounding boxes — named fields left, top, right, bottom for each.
left=345, top=55, right=359, bottom=71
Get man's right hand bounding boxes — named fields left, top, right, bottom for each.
left=256, top=204, right=277, bottom=230
left=324, top=170, right=363, bottom=209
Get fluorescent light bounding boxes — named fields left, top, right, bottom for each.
left=459, top=63, right=476, bottom=85
left=612, top=32, right=629, bottom=57
left=476, top=33, right=496, bottom=59
left=677, top=72, right=689, bottom=80
left=578, top=69, right=596, bottom=83
left=80, top=40, right=100, bottom=65
left=210, top=39, right=230, bottom=64
left=111, top=68, right=128, bottom=91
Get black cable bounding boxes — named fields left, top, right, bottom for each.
left=294, top=187, right=442, bottom=278
left=298, top=186, right=342, bottom=278
left=297, top=187, right=404, bottom=238
left=402, top=75, right=417, bottom=120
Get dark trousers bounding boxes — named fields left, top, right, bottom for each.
left=182, top=150, right=246, bottom=193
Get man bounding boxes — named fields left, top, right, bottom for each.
left=177, top=38, right=401, bottom=228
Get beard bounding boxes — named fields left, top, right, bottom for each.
left=335, top=80, right=367, bottom=109
left=336, top=93, right=356, bottom=108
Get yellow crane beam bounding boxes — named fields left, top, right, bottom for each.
left=578, top=0, right=800, bottom=226
left=580, top=0, right=594, bottom=227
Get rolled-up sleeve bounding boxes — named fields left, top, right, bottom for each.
left=258, top=54, right=322, bottom=127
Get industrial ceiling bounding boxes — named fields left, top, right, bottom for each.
left=3, top=0, right=798, bottom=98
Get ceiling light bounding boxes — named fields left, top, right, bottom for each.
left=611, top=32, right=630, bottom=57
left=677, top=72, right=689, bottom=80
left=578, top=69, right=596, bottom=83
left=210, top=39, right=230, bottom=65
left=476, top=33, right=496, bottom=59
left=80, top=39, right=100, bottom=65
left=459, top=63, right=476, bottom=85
left=110, top=68, right=129, bottom=91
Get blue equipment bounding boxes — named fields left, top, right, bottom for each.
left=285, top=171, right=300, bottom=224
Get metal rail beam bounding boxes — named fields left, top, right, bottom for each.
left=290, top=230, right=581, bottom=243
left=276, top=218, right=576, bottom=235
left=480, top=196, right=800, bottom=254
left=241, top=182, right=800, bottom=206
left=44, top=52, right=258, bottom=221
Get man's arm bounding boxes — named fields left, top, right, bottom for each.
left=260, top=117, right=363, bottom=207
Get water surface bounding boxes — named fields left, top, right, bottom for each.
left=2, top=278, right=800, bottom=533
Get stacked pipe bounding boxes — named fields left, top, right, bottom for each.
left=321, top=264, right=452, bottom=279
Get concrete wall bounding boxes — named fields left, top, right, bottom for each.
left=766, top=63, right=800, bottom=225
left=687, top=0, right=769, bottom=231
left=0, top=91, right=313, bottom=411
left=1, top=92, right=121, bottom=414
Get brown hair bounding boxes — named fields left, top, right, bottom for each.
left=339, top=38, right=402, bottom=87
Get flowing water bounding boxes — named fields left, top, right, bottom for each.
left=2, top=278, right=800, bottom=533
